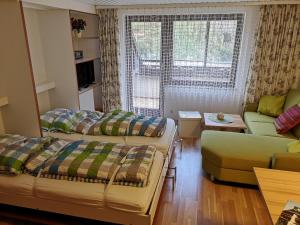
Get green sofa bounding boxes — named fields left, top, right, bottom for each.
left=201, top=89, right=300, bottom=185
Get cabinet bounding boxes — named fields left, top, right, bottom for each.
left=178, top=111, right=202, bottom=138
left=79, top=88, right=95, bottom=111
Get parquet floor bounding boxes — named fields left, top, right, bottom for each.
left=0, top=139, right=272, bottom=225
left=153, top=139, right=272, bottom=225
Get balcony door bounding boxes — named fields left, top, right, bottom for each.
left=125, top=14, right=244, bottom=116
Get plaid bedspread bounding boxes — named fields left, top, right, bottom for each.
left=40, top=140, right=156, bottom=187
left=0, top=137, right=53, bottom=175
left=90, top=110, right=167, bottom=137
left=41, top=109, right=167, bottom=137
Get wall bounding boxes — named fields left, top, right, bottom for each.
left=0, top=0, right=41, bottom=137
left=23, top=8, right=51, bottom=113
left=22, top=0, right=96, bottom=14
left=38, top=10, right=79, bottom=110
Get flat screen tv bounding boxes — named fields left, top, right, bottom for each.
left=76, top=60, right=95, bottom=89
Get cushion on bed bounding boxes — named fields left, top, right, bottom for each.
left=51, top=113, right=76, bottom=134
left=0, top=137, right=53, bottom=175
left=40, top=108, right=74, bottom=131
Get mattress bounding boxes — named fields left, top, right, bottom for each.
left=43, top=118, right=176, bottom=157
left=0, top=174, right=34, bottom=197
left=31, top=151, right=164, bottom=214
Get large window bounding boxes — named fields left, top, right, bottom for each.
left=125, top=14, right=244, bottom=115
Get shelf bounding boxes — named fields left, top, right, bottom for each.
left=36, top=81, right=56, bottom=94
left=73, top=36, right=99, bottom=40
left=0, top=97, right=8, bottom=107
left=75, top=56, right=100, bottom=64
left=78, top=83, right=97, bottom=95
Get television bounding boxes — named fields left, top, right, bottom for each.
left=76, top=60, right=95, bottom=89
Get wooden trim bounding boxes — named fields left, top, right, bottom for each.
left=20, top=1, right=42, bottom=137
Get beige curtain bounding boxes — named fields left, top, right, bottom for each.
left=245, top=4, right=300, bottom=104
left=98, top=9, right=121, bottom=112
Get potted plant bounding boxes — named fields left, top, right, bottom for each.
left=71, top=18, right=87, bottom=38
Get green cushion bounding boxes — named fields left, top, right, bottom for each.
left=201, top=131, right=294, bottom=172
left=244, top=112, right=275, bottom=123
left=257, top=95, right=286, bottom=117
left=246, top=121, right=296, bottom=139
left=287, top=140, right=300, bottom=153
left=284, top=89, right=300, bottom=112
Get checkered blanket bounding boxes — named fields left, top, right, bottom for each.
left=89, top=110, right=167, bottom=137
left=41, top=109, right=167, bottom=137
left=90, top=110, right=135, bottom=136
left=127, top=115, right=167, bottom=137
left=40, top=140, right=156, bottom=187
left=25, top=139, right=70, bottom=175
left=0, top=137, right=53, bottom=175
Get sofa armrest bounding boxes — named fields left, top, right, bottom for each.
left=272, top=153, right=300, bottom=172
left=244, top=103, right=258, bottom=112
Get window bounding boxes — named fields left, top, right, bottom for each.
left=125, top=14, right=244, bottom=115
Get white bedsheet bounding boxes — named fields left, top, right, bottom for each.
left=43, top=118, right=176, bottom=157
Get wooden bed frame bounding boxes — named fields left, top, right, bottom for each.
left=0, top=126, right=179, bottom=225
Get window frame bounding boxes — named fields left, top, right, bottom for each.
left=125, top=13, right=244, bottom=115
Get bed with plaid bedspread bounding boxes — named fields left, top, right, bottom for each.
left=40, top=140, right=156, bottom=187
left=41, top=109, right=168, bottom=137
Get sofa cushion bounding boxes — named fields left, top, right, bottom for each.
left=257, top=95, right=286, bottom=117
left=284, top=89, right=300, bottom=112
left=201, top=131, right=294, bottom=171
left=244, top=112, right=275, bottom=124
left=247, top=121, right=296, bottom=139
left=274, top=105, right=300, bottom=134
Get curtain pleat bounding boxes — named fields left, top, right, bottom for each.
left=244, top=4, right=300, bottom=104
left=98, top=9, right=121, bottom=112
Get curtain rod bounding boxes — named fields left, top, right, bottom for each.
left=95, top=1, right=300, bottom=9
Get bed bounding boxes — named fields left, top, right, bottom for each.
left=0, top=117, right=178, bottom=225
left=0, top=150, right=165, bottom=225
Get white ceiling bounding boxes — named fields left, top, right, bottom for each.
left=75, top=0, right=277, bottom=6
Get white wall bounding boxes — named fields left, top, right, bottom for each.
left=22, top=0, right=96, bottom=14
left=23, top=8, right=51, bottom=113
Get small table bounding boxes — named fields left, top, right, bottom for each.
left=178, top=111, right=202, bottom=138
left=203, top=113, right=246, bottom=132
left=254, top=168, right=300, bottom=224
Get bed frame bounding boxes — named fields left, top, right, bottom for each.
left=0, top=126, right=179, bottom=225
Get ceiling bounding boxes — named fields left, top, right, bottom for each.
left=75, top=0, right=272, bottom=6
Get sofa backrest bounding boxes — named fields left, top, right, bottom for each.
left=284, top=89, right=300, bottom=112
left=284, top=89, right=300, bottom=138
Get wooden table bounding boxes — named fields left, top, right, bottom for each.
left=203, top=113, right=247, bottom=132
left=254, top=168, right=300, bottom=224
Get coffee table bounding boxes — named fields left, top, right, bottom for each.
left=254, top=167, right=300, bottom=224
left=203, top=113, right=247, bottom=132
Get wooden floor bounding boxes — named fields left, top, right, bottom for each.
left=0, top=139, right=272, bottom=225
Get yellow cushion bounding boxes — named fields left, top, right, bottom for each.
left=287, top=141, right=300, bottom=153
left=257, top=95, right=286, bottom=117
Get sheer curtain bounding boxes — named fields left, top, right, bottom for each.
left=118, top=6, right=259, bottom=119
